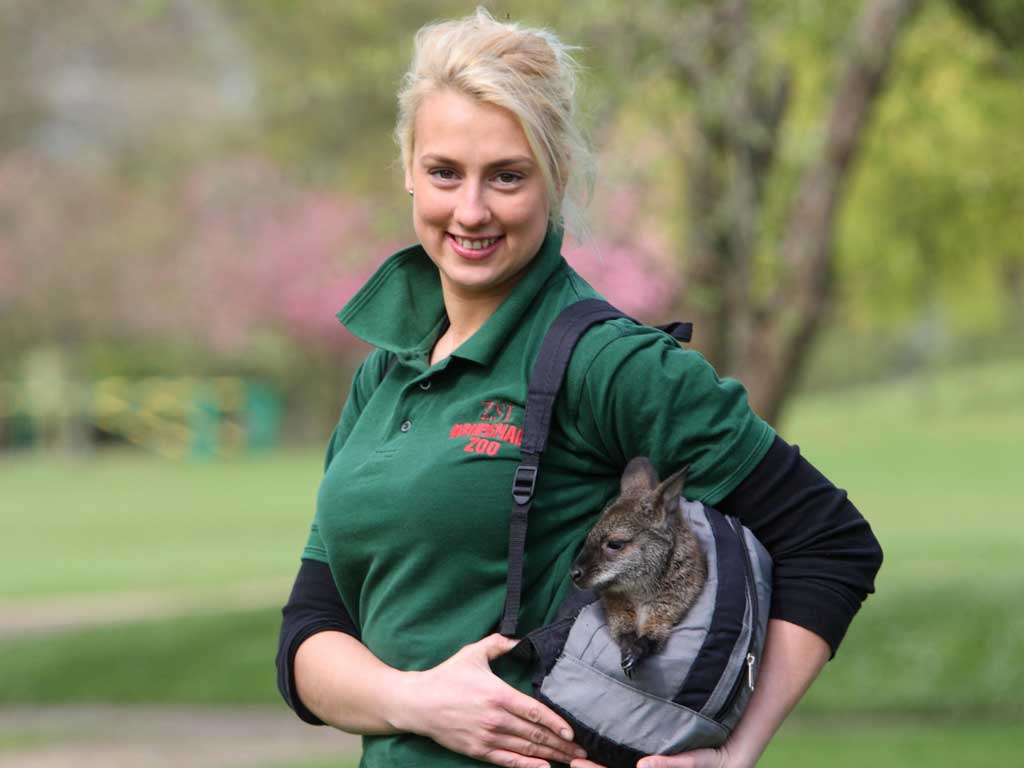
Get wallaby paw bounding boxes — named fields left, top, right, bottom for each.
left=620, top=635, right=656, bottom=678
left=621, top=650, right=639, bottom=678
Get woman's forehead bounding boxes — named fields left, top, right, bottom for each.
left=413, top=90, right=535, bottom=163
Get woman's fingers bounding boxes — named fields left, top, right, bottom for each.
left=485, top=732, right=583, bottom=765
left=503, top=689, right=576, bottom=742
left=569, top=759, right=607, bottom=768
left=483, top=694, right=583, bottom=761
left=474, top=632, right=521, bottom=662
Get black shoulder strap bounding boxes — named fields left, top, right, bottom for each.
left=656, top=320, right=693, bottom=343
left=500, top=299, right=628, bottom=636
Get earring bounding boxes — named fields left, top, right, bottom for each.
left=407, top=189, right=414, bottom=196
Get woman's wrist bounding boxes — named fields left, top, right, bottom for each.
left=387, top=668, right=425, bottom=734
left=721, top=736, right=760, bottom=768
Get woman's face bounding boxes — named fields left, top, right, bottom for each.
left=405, top=89, right=551, bottom=306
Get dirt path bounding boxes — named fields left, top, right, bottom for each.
left=0, top=704, right=360, bottom=768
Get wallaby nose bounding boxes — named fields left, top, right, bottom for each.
left=570, top=565, right=583, bottom=584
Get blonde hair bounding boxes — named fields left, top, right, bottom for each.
left=395, top=7, right=593, bottom=238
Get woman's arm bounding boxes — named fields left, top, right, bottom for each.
left=294, top=630, right=588, bottom=767
left=279, top=559, right=587, bottom=764
left=704, top=620, right=830, bottom=768
left=292, top=629, right=406, bottom=734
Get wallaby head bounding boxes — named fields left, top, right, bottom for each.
left=571, top=457, right=690, bottom=597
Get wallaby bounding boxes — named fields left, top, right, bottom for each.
left=570, top=457, right=707, bottom=677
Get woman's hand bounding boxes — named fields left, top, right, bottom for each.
left=570, top=744, right=739, bottom=768
left=397, top=633, right=588, bottom=768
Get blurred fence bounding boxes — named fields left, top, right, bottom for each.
left=0, top=375, right=281, bottom=458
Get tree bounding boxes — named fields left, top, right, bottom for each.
left=612, top=0, right=923, bottom=424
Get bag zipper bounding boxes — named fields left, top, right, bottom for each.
left=713, top=517, right=760, bottom=720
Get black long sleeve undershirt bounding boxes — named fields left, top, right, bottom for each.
left=714, top=436, right=882, bottom=655
left=275, top=435, right=883, bottom=723
left=275, top=556, right=359, bottom=725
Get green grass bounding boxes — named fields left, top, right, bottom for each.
left=0, top=609, right=283, bottom=705
left=762, top=718, right=1024, bottom=767
left=0, top=448, right=323, bottom=598
left=799, top=583, right=1024, bottom=717
left=781, top=358, right=1024, bottom=594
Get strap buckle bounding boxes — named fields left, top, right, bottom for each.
left=512, top=464, right=538, bottom=505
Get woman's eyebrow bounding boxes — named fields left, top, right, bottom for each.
left=419, top=153, right=535, bottom=170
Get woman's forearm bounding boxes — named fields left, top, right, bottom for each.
left=296, top=631, right=587, bottom=767
left=294, top=630, right=411, bottom=735
left=725, top=619, right=830, bottom=767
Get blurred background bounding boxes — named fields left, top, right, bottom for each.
left=1, top=0, right=1021, bottom=766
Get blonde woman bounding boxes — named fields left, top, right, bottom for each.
left=276, top=9, right=881, bottom=768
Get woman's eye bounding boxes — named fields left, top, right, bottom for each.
left=494, top=172, right=522, bottom=185
left=429, top=168, right=457, bottom=181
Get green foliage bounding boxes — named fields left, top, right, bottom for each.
left=215, top=0, right=469, bottom=191
left=951, top=0, right=1024, bottom=52
left=836, top=2, right=1024, bottom=335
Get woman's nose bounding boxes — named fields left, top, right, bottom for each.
left=454, top=184, right=492, bottom=229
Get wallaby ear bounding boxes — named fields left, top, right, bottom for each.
left=656, top=464, right=689, bottom=510
left=621, top=457, right=658, bottom=494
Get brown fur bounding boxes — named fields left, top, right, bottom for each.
left=570, top=458, right=707, bottom=677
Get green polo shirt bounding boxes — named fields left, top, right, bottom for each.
left=302, top=226, right=774, bottom=767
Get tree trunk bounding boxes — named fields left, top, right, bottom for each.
left=744, top=0, right=921, bottom=424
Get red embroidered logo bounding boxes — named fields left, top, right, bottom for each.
left=449, top=401, right=522, bottom=456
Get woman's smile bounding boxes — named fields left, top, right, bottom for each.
left=447, top=232, right=505, bottom=259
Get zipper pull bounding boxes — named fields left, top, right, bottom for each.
left=746, top=653, right=756, bottom=691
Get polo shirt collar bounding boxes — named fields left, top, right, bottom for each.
left=337, top=225, right=565, bottom=366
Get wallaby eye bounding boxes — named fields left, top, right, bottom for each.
left=604, top=539, right=627, bottom=552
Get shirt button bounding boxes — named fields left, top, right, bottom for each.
left=400, top=420, right=412, bottom=433
left=419, top=380, right=431, bottom=391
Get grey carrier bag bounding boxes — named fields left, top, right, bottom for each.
left=502, top=299, right=772, bottom=768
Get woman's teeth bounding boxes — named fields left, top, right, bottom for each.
left=454, top=236, right=500, bottom=250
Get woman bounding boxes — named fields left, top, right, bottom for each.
left=276, top=9, right=882, bottom=768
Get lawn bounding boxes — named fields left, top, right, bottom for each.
left=0, top=447, right=324, bottom=598
left=762, top=718, right=1023, bottom=768
left=2, top=358, right=1022, bottom=763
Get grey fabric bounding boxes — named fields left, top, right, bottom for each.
left=540, top=654, right=730, bottom=753
left=538, top=499, right=773, bottom=754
